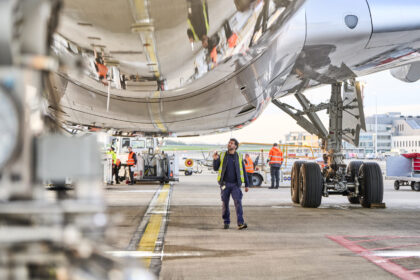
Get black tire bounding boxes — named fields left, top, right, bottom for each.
left=291, top=161, right=305, bottom=203
left=298, top=162, right=323, bottom=208
left=359, top=162, right=384, bottom=208
left=346, top=161, right=363, bottom=182
left=414, top=182, right=420, bottom=192
left=347, top=196, right=359, bottom=204
left=251, top=173, right=263, bottom=187
left=394, top=181, right=400, bottom=191
left=184, top=170, right=192, bottom=176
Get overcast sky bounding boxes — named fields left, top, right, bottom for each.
left=179, top=70, right=420, bottom=145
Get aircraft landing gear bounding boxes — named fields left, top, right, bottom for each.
left=273, top=81, right=384, bottom=208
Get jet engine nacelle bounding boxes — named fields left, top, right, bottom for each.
left=390, top=62, right=420, bottom=83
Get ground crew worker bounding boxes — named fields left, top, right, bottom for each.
left=107, top=147, right=119, bottom=184
left=213, top=138, right=249, bottom=230
left=244, top=154, right=254, bottom=188
left=186, top=0, right=209, bottom=46
left=115, top=158, right=121, bottom=184
left=268, top=143, right=283, bottom=189
left=127, top=146, right=137, bottom=185
left=94, top=48, right=108, bottom=85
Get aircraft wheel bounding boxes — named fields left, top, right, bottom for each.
left=411, top=181, right=415, bottom=190
left=251, top=173, right=263, bottom=187
left=394, top=181, right=400, bottom=191
left=298, top=162, right=323, bottom=208
left=359, top=162, right=383, bottom=208
left=291, top=161, right=305, bottom=203
left=184, top=170, right=192, bottom=176
left=414, top=182, right=420, bottom=192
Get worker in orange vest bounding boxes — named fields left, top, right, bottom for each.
left=126, top=146, right=137, bottom=185
left=244, top=154, right=254, bottom=188
left=268, top=143, right=283, bottom=189
left=94, top=49, right=108, bottom=85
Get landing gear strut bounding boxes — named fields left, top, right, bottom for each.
left=273, top=80, right=384, bottom=208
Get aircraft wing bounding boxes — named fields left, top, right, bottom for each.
left=50, top=0, right=420, bottom=136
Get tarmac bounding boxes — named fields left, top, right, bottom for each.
left=104, top=171, right=420, bottom=280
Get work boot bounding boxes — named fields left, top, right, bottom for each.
left=268, top=186, right=274, bottom=189
left=224, top=224, right=229, bottom=229
left=275, top=186, right=279, bottom=189
left=238, top=223, right=248, bottom=230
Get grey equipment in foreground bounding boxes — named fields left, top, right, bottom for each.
left=0, top=0, right=154, bottom=279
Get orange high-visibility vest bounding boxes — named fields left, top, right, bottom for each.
left=127, top=152, right=135, bottom=166
left=245, top=157, right=254, bottom=173
left=269, top=147, right=283, bottom=165
left=95, top=61, right=108, bottom=77
left=116, top=159, right=121, bottom=167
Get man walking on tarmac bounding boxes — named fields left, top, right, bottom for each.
left=268, top=143, right=283, bottom=189
left=127, top=147, right=137, bottom=185
left=213, top=138, right=249, bottom=230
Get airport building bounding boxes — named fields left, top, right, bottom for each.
left=284, top=131, right=321, bottom=157
left=392, top=116, right=420, bottom=153
left=343, top=112, right=420, bottom=156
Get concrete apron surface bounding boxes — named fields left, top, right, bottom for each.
left=105, top=172, right=420, bottom=280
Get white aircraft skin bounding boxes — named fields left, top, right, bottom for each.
left=51, top=0, right=420, bottom=137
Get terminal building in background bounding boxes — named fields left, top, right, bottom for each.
left=285, top=112, right=420, bottom=159
left=392, top=116, right=420, bottom=154
left=283, top=131, right=321, bottom=158
left=344, top=112, right=420, bottom=157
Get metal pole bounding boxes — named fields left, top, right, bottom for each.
left=106, top=82, right=111, bottom=112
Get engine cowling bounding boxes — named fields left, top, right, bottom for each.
left=390, top=62, right=420, bottom=83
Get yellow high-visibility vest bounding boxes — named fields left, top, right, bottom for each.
left=217, top=152, right=244, bottom=184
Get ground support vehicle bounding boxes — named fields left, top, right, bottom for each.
left=123, top=152, right=178, bottom=184
left=179, top=157, right=203, bottom=176
left=385, top=153, right=420, bottom=191
left=106, top=136, right=179, bottom=184
left=103, top=156, right=113, bottom=185
left=239, top=143, right=318, bottom=187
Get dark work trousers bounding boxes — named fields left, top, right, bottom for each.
left=112, top=165, right=119, bottom=183
left=270, top=166, right=280, bottom=188
left=221, top=182, right=244, bottom=225
left=247, top=173, right=253, bottom=187
left=128, top=165, right=135, bottom=183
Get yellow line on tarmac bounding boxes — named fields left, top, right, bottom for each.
left=137, top=184, right=170, bottom=268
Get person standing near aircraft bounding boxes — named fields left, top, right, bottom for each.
left=186, top=0, right=209, bottom=47
left=93, top=48, right=108, bottom=85
left=244, top=153, right=254, bottom=188
left=268, top=143, right=283, bottom=189
left=213, top=138, right=249, bottom=230
left=107, top=147, right=119, bottom=184
left=127, top=146, right=137, bottom=185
